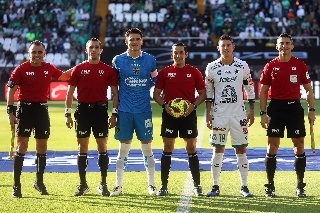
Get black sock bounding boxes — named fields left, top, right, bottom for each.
left=77, top=153, right=88, bottom=185
left=13, top=152, right=25, bottom=186
left=35, top=153, right=46, bottom=183
left=160, top=152, right=172, bottom=188
left=265, top=154, right=277, bottom=185
left=98, top=152, right=109, bottom=185
left=188, top=152, right=200, bottom=186
left=294, top=152, right=306, bottom=186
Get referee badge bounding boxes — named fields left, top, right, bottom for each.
left=290, top=75, right=297, bottom=84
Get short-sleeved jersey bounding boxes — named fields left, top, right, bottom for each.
left=112, top=51, right=156, bottom=113
left=260, top=56, right=310, bottom=100
left=155, top=64, right=205, bottom=103
left=205, top=57, right=255, bottom=116
left=69, top=61, right=118, bottom=103
left=9, top=61, right=63, bottom=102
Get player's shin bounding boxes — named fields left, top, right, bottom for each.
left=265, top=154, right=276, bottom=185
left=115, top=143, right=131, bottom=186
left=188, top=152, right=200, bottom=186
left=141, top=143, right=155, bottom=186
left=98, top=152, right=109, bottom=185
left=160, top=152, right=172, bottom=187
left=211, top=152, right=223, bottom=186
left=294, top=152, right=306, bottom=185
left=35, top=153, right=46, bottom=183
left=77, top=153, right=88, bottom=185
left=237, top=153, right=249, bottom=186
left=13, top=152, right=25, bottom=186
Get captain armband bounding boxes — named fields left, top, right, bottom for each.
left=248, top=99, right=255, bottom=103
left=7, top=81, right=16, bottom=88
left=205, top=98, right=213, bottom=103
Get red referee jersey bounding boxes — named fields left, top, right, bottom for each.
left=9, top=61, right=63, bottom=102
left=155, top=64, right=205, bottom=103
left=69, top=61, right=118, bottom=103
left=260, top=56, right=310, bottom=100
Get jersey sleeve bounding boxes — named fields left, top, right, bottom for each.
left=111, top=55, right=119, bottom=72
left=49, top=63, right=63, bottom=79
left=300, top=60, right=311, bottom=85
left=68, top=66, right=78, bottom=86
left=9, top=66, right=22, bottom=85
left=242, top=62, right=255, bottom=100
left=205, top=63, right=214, bottom=101
left=155, top=68, right=165, bottom=90
left=194, top=67, right=205, bottom=90
left=108, top=67, right=119, bottom=86
left=260, top=62, right=272, bottom=85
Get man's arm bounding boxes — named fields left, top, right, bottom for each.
left=259, top=84, right=270, bottom=129
left=65, top=85, right=76, bottom=129
left=109, top=85, right=119, bottom=129
left=58, top=68, right=73, bottom=81
left=303, top=82, right=316, bottom=125
left=7, top=85, right=18, bottom=127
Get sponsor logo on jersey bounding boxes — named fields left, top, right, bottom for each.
left=212, top=127, right=226, bottom=132
left=219, top=76, right=237, bottom=82
left=26, top=72, right=34, bottom=75
left=81, top=70, right=90, bottom=75
left=187, top=74, right=191, bottom=77
left=272, top=67, right=280, bottom=71
left=292, top=67, right=296, bottom=70
left=168, top=73, right=176, bottom=78
left=124, top=77, right=148, bottom=87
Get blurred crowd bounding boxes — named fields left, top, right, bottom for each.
left=106, top=0, right=320, bottom=47
left=0, top=0, right=91, bottom=67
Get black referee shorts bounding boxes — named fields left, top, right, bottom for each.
left=16, top=101, right=50, bottom=139
left=160, top=110, right=198, bottom=138
left=267, top=99, right=306, bottom=138
left=74, top=102, right=109, bottom=138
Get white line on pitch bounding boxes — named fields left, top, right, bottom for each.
left=176, top=112, right=206, bottom=213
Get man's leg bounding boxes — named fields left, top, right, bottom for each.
left=235, top=147, right=253, bottom=197
left=110, top=142, right=131, bottom=196
left=207, top=146, right=224, bottom=197
left=140, top=142, right=156, bottom=194
left=264, top=137, right=280, bottom=197
left=156, top=137, right=174, bottom=196
left=74, top=137, right=90, bottom=196
left=292, top=137, right=306, bottom=197
left=96, top=137, right=110, bottom=196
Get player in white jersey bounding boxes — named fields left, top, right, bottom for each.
left=205, top=34, right=255, bottom=197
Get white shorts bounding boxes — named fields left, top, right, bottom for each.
left=209, top=115, right=248, bottom=147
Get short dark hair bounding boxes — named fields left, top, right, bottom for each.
left=125, top=28, right=143, bottom=38
left=172, top=42, right=187, bottom=52
left=218, top=34, right=234, bottom=44
left=86, top=37, right=102, bottom=48
left=30, top=40, right=45, bottom=49
left=278, top=33, right=293, bottom=42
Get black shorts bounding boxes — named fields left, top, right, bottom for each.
left=74, top=102, right=109, bottom=138
left=160, top=110, right=198, bottom=138
left=267, top=99, right=306, bottom=138
left=16, top=101, right=50, bottom=139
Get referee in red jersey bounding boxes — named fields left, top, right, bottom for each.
left=65, top=38, right=118, bottom=196
left=153, top=42, right=206, bottom=196
left=260, top=33, right=316, bottom=198
left=7, top=40, right=72, bottom=198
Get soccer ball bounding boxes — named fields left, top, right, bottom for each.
left=168, top=98, right=189, bottom=118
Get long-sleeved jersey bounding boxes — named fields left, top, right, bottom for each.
left=205, top=57, right=255, bottom=116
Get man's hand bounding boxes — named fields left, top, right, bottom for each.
left=206, top=112, right=212, bottom=129
left=8, top=113, right=16, bottom=127
left=65, top=116, right=73, bottom=129
left=260, top=114, right=269, bottom=129
left=108, top=115, right=117, bottom=129
left=247, top=111, right=255, bottom=127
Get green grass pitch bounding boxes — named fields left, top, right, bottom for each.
left=0, top=100, right=319, bottom=213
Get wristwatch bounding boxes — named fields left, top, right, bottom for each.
left=260, top=111, right=267, bottom=116
left=192, top=103, right=197, bottom=109
left=309, top=108, right=315, bottom=112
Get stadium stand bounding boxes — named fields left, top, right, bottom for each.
left=0, top=0, right=319, bottom=72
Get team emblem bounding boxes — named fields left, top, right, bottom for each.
left=133, top=68, right=140, bottom=74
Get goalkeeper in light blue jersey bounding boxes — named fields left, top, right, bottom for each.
left=110, top=28, right=158, bottom=196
